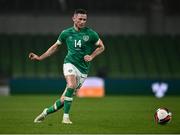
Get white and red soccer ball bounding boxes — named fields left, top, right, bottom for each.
left=154, top=108, right=172, bottom=124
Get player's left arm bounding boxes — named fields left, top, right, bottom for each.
left=84, top=39, right=105, bottom=62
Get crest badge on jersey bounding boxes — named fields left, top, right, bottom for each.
left=83, top=35, right=89, bottom=42
left=69, top=36, right=73, bottom=40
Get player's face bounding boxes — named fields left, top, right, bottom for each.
left=73, top=13, right=87, bottom=29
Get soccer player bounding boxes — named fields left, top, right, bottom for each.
left=29, top=9, right=105, bottom=124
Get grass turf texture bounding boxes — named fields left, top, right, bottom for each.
left=0, top=95, right=180, bottom=134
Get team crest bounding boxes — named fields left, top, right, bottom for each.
left=83, top=35, right=89, bottom=41
left=68, top=69, right=73, bottom=73
left=68, top=36, right=72, bottom=40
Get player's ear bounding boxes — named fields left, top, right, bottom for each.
left=72, top=14, right=76, bottom=22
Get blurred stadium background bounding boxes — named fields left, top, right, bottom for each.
left=0, top=0, right=180, bottom=133
left=0, top=0, right=180, bottom=95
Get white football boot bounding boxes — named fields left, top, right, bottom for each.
left=34, top=108, right=48, bottom=123
left=62, top=117, right=72, bottom=124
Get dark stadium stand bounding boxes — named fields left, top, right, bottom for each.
left=0, top=34, right=180, bottom=79
left=0, top=0, right=179, bottom=15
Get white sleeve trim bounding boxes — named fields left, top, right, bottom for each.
left=95, top=39, right=100, bottom=45
left=56, top=40, right=62, bottom=45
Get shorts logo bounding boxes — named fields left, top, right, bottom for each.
left=83, top=35, right=89, bottom=42
left=68, top=69, right=73, bottom=73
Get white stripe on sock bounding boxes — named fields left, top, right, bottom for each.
left=54, top=103, right=57, bottom=110
left=63, top=113, right=69, bottom=118
left=64, top=96, right=73, bottom=101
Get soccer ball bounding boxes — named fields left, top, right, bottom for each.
left=154, top=108, right=172, bottom=124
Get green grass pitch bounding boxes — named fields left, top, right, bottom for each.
left=0, top=95, right=180, bottom=134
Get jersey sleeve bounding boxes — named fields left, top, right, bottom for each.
left=57, top=30, right=66, bottom=45
left=90, top=31, right=99, bottom=45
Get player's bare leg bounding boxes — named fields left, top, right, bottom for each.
left=62, top=75, right=77, bottom=124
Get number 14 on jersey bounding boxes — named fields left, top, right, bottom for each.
left=74, top=40, right=82, bottom=48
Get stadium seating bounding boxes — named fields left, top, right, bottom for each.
left=0, top=34, right=180, bottom=79
left=0, top=0, right=179, bottom=15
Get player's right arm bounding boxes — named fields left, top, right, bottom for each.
left=29, top=30, right=65, bottom=61
left=29, top=41, right=61, bottom=61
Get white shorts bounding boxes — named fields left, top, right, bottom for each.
left=63, top=63, right=87, bottom=89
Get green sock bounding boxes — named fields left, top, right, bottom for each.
left=64, top=87, right=74, bottom=114
left=46, top=99, right=64, bottom=115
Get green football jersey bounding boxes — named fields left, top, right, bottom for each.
left=57, top=27, right=99, bottom=74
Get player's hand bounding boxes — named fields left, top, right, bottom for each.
left=84, top=55, right=93, bottom=62
left=29, top=52, right=41, bottom=61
